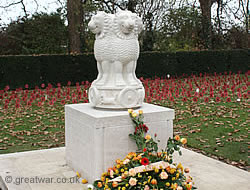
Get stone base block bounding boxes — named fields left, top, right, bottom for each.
left=65, top=103, right=174, bottom=183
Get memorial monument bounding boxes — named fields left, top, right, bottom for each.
left=65, top=10, right=174, bottom=183
left=87, top=10, right=145, bottom=109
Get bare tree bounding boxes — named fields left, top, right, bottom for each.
left=0, top=0, right=39, bottom=18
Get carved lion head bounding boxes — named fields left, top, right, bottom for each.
left=88, top=11, right=111, bottom=39
left=114, top=10, right=143, bottom=39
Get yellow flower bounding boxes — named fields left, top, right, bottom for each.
left=81, top=179, right=88, bottom=184
left=76, top=171, right=81, bottom=178
left=128, top=109, right=133, bottom=114
left=154, top=168, right=159, bottom=173
left=166, top=182, right=170, bottom=187
left=171, top=183, right=178, bottom=189
left=145, top=134, right=151, bottom=140
left=122, top=187, right=126, bottom=190
left=101, top=172, right=107, bottom=177
left=147, top=178, right=151, bottom=183
left=121, top=168, right=124, bottom=173
left=180, top=138, right=187, bottom=144
left=139, top=110, right=143, bottom=114
left=170, top=168, right=176, bottom=174
left=132, top=112, right=137, bottom=118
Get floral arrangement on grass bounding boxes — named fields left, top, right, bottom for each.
left=93, top=109, right=196, bottom=190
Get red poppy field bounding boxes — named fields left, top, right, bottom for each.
left=0, top=71, right=249, bottom=170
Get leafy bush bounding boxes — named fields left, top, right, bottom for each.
left=0, top=49, right=248, bottom=89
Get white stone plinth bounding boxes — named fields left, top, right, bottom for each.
left=65, top=103, right=174, bottom=183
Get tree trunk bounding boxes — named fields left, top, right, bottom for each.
left=67, top=0, right=82, bottom=54
left=246, top=0, right=249, bottom=34
left=199, top=0, right=213, bottom=49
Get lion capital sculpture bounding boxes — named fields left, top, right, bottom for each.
left=88, top=10, right=145, bottom=109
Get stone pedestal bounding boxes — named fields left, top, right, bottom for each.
left=65, top=103, right=174, bottom=183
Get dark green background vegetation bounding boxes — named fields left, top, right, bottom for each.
left=0, top=49, right=248, bottom=89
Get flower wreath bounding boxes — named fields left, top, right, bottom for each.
left=93, top=109, right=197, bottom=190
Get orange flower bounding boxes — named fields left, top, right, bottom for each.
left=166, top=166, right=171, bottom=172
left=157, top=152, right=162, bottom=157
left=116, top=159, right=121, bottom=164
left=174, top=135, right=180, bottom=141
left=151, top=179, right=157, bottom=185
left=145, top=134, right=151, bottom=140
left=128, top=152, right=136, bottom=157
left=97, top=182, right=102, bottom=188
left=81, top=179, right=88, bottom=184
left=112, top=181, right=118, bottom=188
left=180, top=138, right=187, bottom=144
left=186, top=184, right=192, bottom=190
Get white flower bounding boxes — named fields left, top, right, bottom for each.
left=159, top=171, right=168, bottom=179
left=196, top=88, right=199, bottom=93
left=128, top=168, right=136, bottom=176
left=237, top=98, right=240, bottom=102
left=110, top=169, right=114, bottom=178
left=167, top=74, right=170, bottom=78
left=87, top=184, right=94, bottom=189
left=123, top=159, right=130, bottom=165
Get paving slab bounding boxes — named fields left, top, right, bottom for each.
left=0, top=147, right=249, bottom=190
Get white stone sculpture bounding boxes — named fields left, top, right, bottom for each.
left=88, top=10, right=145, bottom=109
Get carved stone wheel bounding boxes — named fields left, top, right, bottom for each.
left=138, top=88, right=145, bottom=104
left=118, top=88, right=138, bottom=108
left=88, top=87, right=100, bottom=106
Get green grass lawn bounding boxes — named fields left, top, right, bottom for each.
left=0, top=73, right=248, bottom=170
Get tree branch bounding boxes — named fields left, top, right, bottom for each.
left=0, top=0, right=23, bottom=8
left=217, top=0, right=222, bottom=33
left=20, top=0, right=28, bottom=18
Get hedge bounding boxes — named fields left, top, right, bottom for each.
left=0, top=49, right=249, bottom=89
